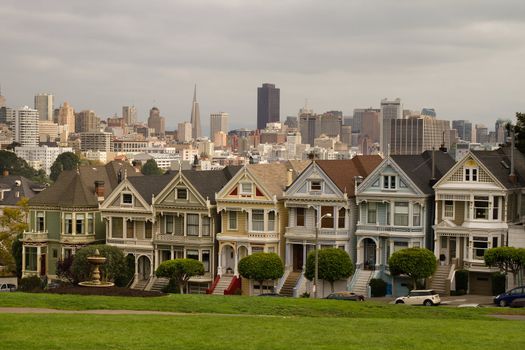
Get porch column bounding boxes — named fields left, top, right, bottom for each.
left=134, top=255, right=139, bottom=280
left=234, top=249, right=239, bottom=276
left=455, top=237, right=460, bottom=264
left=217, top=245, right=223, bottom=276
left=435, top=235, right=441, bottom=259
left=302, top=242, right=307, bottom=270
left=285, top=243, right=291, bottom=269
left=22, top=245, right=26, bottom=275
left=375, top=240, right=380, bottom=269
left=36, top=246, right=41, bottom=275
left=108, top=217, right=112, bottom=238
left=170, top=246, right=174, bottom=260
left=356, top=240, right=362, bottom=268
left=154, top=248, right=159, bottom=270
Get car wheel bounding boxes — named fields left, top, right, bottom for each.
left=424, top=300, right=433, bottom=306
left=395, top=300, right=404, bottom=304
left=499, top=300, right=507, bottom=307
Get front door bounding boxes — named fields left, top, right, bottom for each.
left=293, top=245, right=303, bottom=271
left=363, top=239, right=376, bottom=270
left=40, top=254, right=46, bottom=276
left=138, top=256, right=151, bottom=280
left=449, top=238, right=457, bottom=264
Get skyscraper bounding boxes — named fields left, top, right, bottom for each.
left=58, top=102, right=75, bottom=133
left=257, top=83, right=280, bottom=130
left=178, top=122, right=192, bottom=142
left=190, top=85, right=201, bottom=139
left=11, top=106, right=39, bottom=146
left=210, top=112, right=229, bottom=139
left=34, top=93, right=54, bottom=121
left=75, top=110, right=100, bottom=133
left=452, top=120, right=474, bottom=142
left=122, top=106, right=137, bottom=125
left=389, top=116, right=450, bottom=155
left=380, top=98, right=402, bottom=154
left=148, top=107, right=165, bottom=137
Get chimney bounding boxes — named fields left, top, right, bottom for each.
left=509, top=130, right=517, bottom=184
left=2, top=169, right=8, bottom=177
left=287, top=169, right=293, bottom=186
left=94, top=180, right=105, bottom=199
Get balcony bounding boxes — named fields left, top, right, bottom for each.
left=247, top=231, right=279, bottom=239
left=154, top=233, right=213, bottom=245
left=284, top=226, right=349, bottom=239
left=106, top=238, right=153, bottom=248
left=22, top=231, right=49, bottom=242
left=355, top=224, right=423, bottom=236
left=60, top=234, right=97, bottom=244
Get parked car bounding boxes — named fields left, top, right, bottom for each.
left=510, top=298, right=525, bottom=308
left=493, top=286, right=525, bottom=307
left=0, top=283, right=17, bottom=292
left=395, top=290, right=441, bottom=306
left=325, top=291, right=365, bottom=301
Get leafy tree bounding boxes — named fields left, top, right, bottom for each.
left=0, top=150, right=47, bottom=183
left=238, top=253, right=284, bottom=294
left=56, top=255, right=75, bottom=283
left=304, top=248, right=354, bottom=293
left=484, top=247, right=525, bottom=287
left=513, top=112, right=525, bottom=153
left=71, top=244, right=131, bottom=286
left=156, top=258, right=204, bottom=294
left=11, top=234, right=23, bottom=278
left=0, top=198, right=29, bottom=274
left=388, top=248, right=437, bottom=290
left=50, top=152, right=80, bottom=182
left=141, top=159, right=163, bottom=175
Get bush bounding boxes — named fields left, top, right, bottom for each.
left=163, top=278, right=180, bottom=294
left=56, top=255, right=75, bottom=283
left=388, top=248, right=437, bottom=290
left=156, top=259, right=204, bottom=294
left=19, top=275, right=44, bottom=292
left=455, top=270, right=469, bottom=293
left=304, top=248, right=354, bottom=293
left=369, top=278, right=387, bottom=297
left=71, top=245, right=130, bottom=287
left=238, top=253, right=284, bottom=294
left=491, top=272, right=506, bottom=296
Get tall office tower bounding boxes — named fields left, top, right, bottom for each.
left=34, top=93, right=54, bottom=121
left=341, top=125, right=352, bottom=145
left=495, top=119, right=510, bottom=144
left=421, top=108, right=436, bottom=117
left=257, top=83, right=280, bottom=130
left=122, top=106, right=137, bottom=125
left=284, top=116, right=298, bottom=129
left=299, top=113, right=321, bottom=146
left=210, top=112, right=229, bottom=139
left=320, top=111, right=342, bottom=137
left=380, top=98, right=402, bottom=154
left=452, top=120, right=474, bottom=142
left=0, top=85, right=5, bottom=107
left=13, top=106, right=39, bottom=146
left=360, top=109, right=380, bottom=145
left=177, top=122, right=193, bottom=142
left=147, top=107, right=165, bottom=137
left=476, top=124, right=489, bottom=144
left=58, top=102, right=75, bottom=133
left=75, top=110, right=100, bottom=133
left=389, top=116, right=450, bottom=155
left=190, top=85, right=201, bottom=139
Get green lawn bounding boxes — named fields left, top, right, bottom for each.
left=1, top=293, right=525, bottom=349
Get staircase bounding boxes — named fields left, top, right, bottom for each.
left=430, top=265, right=451, bottom=295
left=279, top=271, right=302, bottom=297
left=132, top=277, right=149, bottom=291
left=349, top=270, right=374, bottom=296
left=212, top=275, right=233, bottom=295
left=149, top=277, right=170, bottom=292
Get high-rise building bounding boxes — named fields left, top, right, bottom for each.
left=476, top=124, right=489, bottom=144
left=389, top=116, right=450, bottom=155
left=177, top=122, right=192, bottom=142
left=147, top=107, right=165, bottom=137
left=79, top=132, right=111, bottom=152
left=359, top=109, right=380, bottom=148
left=299, top=112, right=321, bottom=146
left=122, top=106, right=137, bottom=125
left=75, top=110, right=100, bottom=133
left=210, top=112, right=229, bottom=139
left=58, top=102, right=75, bottom=133
left=34, top=93, right=54, bottom=121
left=452, top=120, right=474, bottom=142
left=257, top=83, right=280, bottom=130
left=11, top=106, right=39, bottom=146
left=0, top=85, right=6, bottom=108
left=495, top=119, right=510, bottom=144
left=380, top=98, right=402, bottom=154
left=320, top=111, right=342, bottom=138
left=38, top=120, right=59, bottom=142
left=190, top=85, right=201, bottom=139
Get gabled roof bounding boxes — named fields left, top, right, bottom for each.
left=0, top=175, right=44, bottom=206
left=127, top=173, right=176, bottom=205
left=29, top=161, right=141, bottom=208
left=471, top=148, right=525, bottom=189
left=181, top=166, right=242, bottom=203
left=247, top=160, right=310, bottom=199
left=392, top=151, right=455, bottom=194
left=315, top=155, right=383, bottom=196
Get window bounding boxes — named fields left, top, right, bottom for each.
left=126, top=220, right=134, bottom=238
left=37, top=212, right=45, bottom=231
left=112, top=217, right=123, bottom=238
left=65, top=214, right=73, bottom=234
left=492, top=236, right=498, bottom=248
left=177, top=188, right=187, bottom=200
left=228, top=211, right=237, bottom=230
left=165, top=215, right=174, bottom=234
left=444, top=201, right=454, bottom=218
left=474, top=196, right=489, bottom=219
left=465, top=168, right=478, bottom=182
left=412, top=242, right=421, bottom=248
left=310, top=180, right=322, bottom=191
left=64, top=248, right=73, bottom=259
left=413, top=204, right=421, bottom=226
left=187, top=214, right=199, bottom=236
left=367, top=203, right=377, bottom=224
left=25, top=247, right=37, bottom=271
left=252, top=210, right=264, bottom=231
left=52, top=249, right=58, bottom=258
left=338, top=208, right=346, bottom=228
left=252, top=246, right=264, bottom=253
left=202, top=250, right=210, bottom=272
left=122, top=193, right=133, bottom=205
left=202, top=216, right=210, bottom=236
left=240, top=183, right=252, bottom=195
left=493, top=196, right=500, bottom=220
left=76, top=214, right=85, bottom=234
left=87, top=213, right=94, bottom=234
left=186, top=250, right=199, bottom=261
left=473, top=236, right=488, bottom=259
left=145, top=221, right=152, bottom=239
left=394, top=202, right=409, bottom=226
left=321, top=206, right=333, bottom=228
left=393, top=241, right=409, bottom=252
left=383, top=175, right=396, bottom=189
left=268, top=211, right=275, bottom=231
left=296, top=208, right=305, bottom=226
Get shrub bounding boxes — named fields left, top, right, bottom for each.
left=369, top=278, right=387, bottom=297
left=56, top=255, right=75, bottom=283
left=71, top=245, right=130, bottom=286
left=156, top=259, right=204, bottom=294
left=455, top=269, right=469, bottom=293
left=491, top=272, right=506, bottom=296
left=19, top=275, right=44, bottom=292
left=304, top=248, right=354, bottom=293
left=388, top=248, right=437, bottom=290
left=238, top=253, right=284, bottom=294
left=163, top=278, right=180, bottom=294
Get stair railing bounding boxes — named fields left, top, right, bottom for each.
left=206, top=275, right=221, bottom=294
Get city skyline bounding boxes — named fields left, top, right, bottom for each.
left=1, top=1, right=524, bottom=130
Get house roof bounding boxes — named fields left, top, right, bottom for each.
left=472, top=148, right=525, bottom=189
left=247, top=160, right=311, bottom=199
left=316, top=155, right=383, bottom=196
left=392, top=151, right=456, bottom=194
left=181, top=166, right=242, bottom=203
left=29, top=161, right=141, bottom=208
left=127, top=173, right=176, bottom=205
left=0, top=175, right=44, bottom=207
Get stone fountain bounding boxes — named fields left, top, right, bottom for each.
left=78, top=249, right=115, bottom=288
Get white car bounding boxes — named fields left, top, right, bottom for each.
left=0, top=283, right=17, bottom=292
left=395, top=289, right=441, bottom=306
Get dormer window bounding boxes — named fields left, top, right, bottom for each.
left=465, top=167, right=478, bottom=182
left=122, top=193, right=133, bottom=205
left=240, top=183, right=252, bottom=195
left=383, top=175, right=396, bottom=190
left=177, top=188, right=187, bottom=200
left=310, top=180, right=322, bottom=191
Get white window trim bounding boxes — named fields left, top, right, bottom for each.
left=309, top=180, right=322, bottom=192
left=228, top=211, right=238, bottom=231
left=176, top=188, right=188, bottom=201
left=443, top=200, right=455, bottom=220
left=240, top=182, right=253, bottom=195
left=382, top=174, right=397, bottom=190
left=121, top=192, right=134, bottom=206
left=464, top=167, right=479, bottom=182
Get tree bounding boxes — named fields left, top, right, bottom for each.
left=0, top=198, right=29, bottom=275
left=50, top=152, right=80, bottom=182
left=388, top=248, right=437, bottom=290
left=71, top=244, right=131, bottom=286
left=141, top=159, right=163, bottom=175
left=156, top=259, right=204, bottom=294
left=484, top=247, right=525, bottom=287
left=304, top=248, right=354, bottom=293
left=0, top=150, right=47, bottom=184
left=238, top=253, right=284, bottom=294
left=512, top=112, right=525, bottom=153
left=56, top=255, right=75, bottom=283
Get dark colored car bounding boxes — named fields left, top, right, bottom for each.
left=493, top=286, right=525, bottom=307
left=326, top=291, right=365, bottom=301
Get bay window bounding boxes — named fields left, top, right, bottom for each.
left=412, top=204, right=421, bottom=226
left=76, top=214, right=85, bottom=234
left=296, top=208, right=305, bottom=226
left=367, top=203, right=377, bottom=224
left=65, top=214, right=73, bottom=234
left=228, top=211, right=237, bottom=230
left=473, top=236, right=488, bottom=259
left=338, top=208, right=346, bottom=228
left=165, top=215, right=174, bottom=234
left=25, top=247, right=37, bottom=271
left=474, top=196, right=489, bottom=219
left=394, top=202, right=409, bottom=226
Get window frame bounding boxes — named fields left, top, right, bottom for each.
left=464, top=167, right=478, bottom=182
left=176, top=188, right=188, bottom=200
left=367, top=202, right=377, bottom=224
left=186, top=214, right=200, bottom=236
left=121, top=192, right=133, bottom=206
left=296, top=207, right=305, bottom=227
left=240, top=183, right=252, bottom=195
left=251, top=209, right=265, bottom=232
left=382, top=175, right=396, bottom=190
left=310, top=180, right=322, bottom=192
left=36, top=211, right=45, bottom=232
left=444, top=200, right=454, bottom=219
left=228, top=211, right=238, bottom=230
left=394, top=202, right=409, bottom=226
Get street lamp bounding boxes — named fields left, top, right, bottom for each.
left=314, top=212, right=332, bottom=299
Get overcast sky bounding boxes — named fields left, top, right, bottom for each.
left=1, top=0, right=524, bottom=132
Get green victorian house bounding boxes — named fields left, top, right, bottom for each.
left=21, top=161, right=140, bottom=278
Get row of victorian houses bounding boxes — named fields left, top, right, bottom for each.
left=20, top=146, right=525, bottom=296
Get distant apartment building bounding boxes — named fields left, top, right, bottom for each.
left=257, top=83, right=280, bottom=130
left=75, top=110, right=100, bottom=133
left=476, top=124, right=489, bottom=144
left=15, top=145, right=73, bottom=175
left=80, top=132, right=111, bottom=152
left=38, top=120, right=59, bottom=142
left=57, top=102, right=75, bottom=133
left=122, top=106, right=137, bottom=125
left=111, top=140, right=149, bottom=153
left=320, top=111, right=342, bottom=138
left=452, top=120, right=474, bottom=142
left=148, top=107, right=165, bottom=137
left=210, top=112, right=229, bottom=139
left=389, top=116, right=450, bottom=155
left=380, top=98, right=402, bottom=154
left=9, top=106, right=39, bottom=146
left=34, top=93, right=53, bottom=121
left=178, top=122, right=192, bottom=142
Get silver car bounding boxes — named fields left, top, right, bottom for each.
left=0, top=283, right=17, bottom=292
left=395, top=289, right=441, bottom=306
